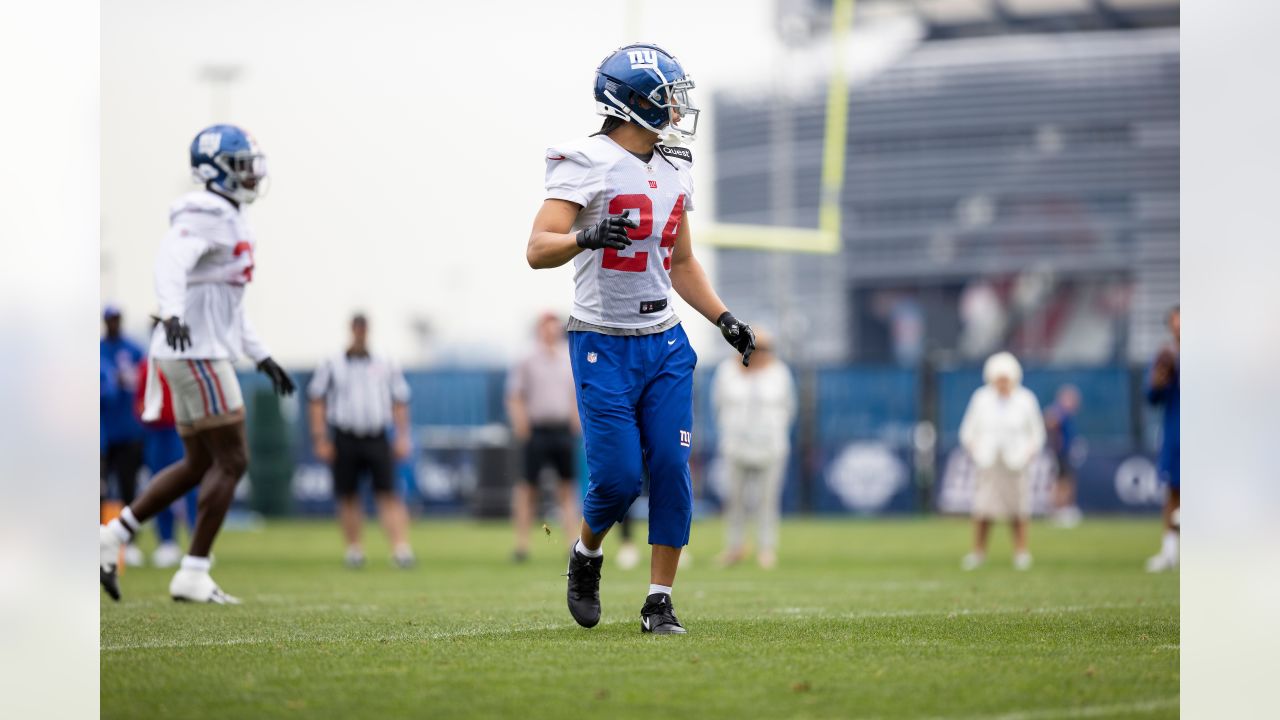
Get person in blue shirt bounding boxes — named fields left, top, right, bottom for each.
left=1044, top=385, right=1082, bottom=527
left=100, top=305, right=146, bottom=566
left=1145, top=306, right=1180, bottom=572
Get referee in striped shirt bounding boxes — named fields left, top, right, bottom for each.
left=308, top=314, right=415, bottom=568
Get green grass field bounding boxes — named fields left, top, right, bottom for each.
left=101, top=517, right=1178, bottom=719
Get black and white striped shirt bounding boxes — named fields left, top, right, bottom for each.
left=307, top=352, right=411, bottom=436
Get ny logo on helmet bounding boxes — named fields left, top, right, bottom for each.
left=197, top=131, right=222, bottom=157
left=628, top=49, right=658, bottom=69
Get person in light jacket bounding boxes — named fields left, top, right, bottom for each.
left=959, top=352, right=1044, bottom=571
left=712, top=331, right=796, bottom=569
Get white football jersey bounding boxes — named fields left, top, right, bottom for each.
left=544, top=135, right=695, bottom=329
left=147, top=190, right=270, bottom=363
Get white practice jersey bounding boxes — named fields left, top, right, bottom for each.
left=544, top=135, right=695, bottom=329
left=147, top=190, right=270, bottom=363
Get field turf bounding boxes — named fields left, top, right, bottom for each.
left=101, top=517, right=1178, bottom=719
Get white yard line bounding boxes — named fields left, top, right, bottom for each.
left=917, top=697, right=1179, bottom=720
left=100, top=601, right=1176, bottom=652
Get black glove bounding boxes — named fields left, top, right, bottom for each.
left=717, top=311, right=756, bottom=367
left=159, top=316, right=192, bottom=352
left=257, top=357, right=296, bottom=396
left=576, top=211, right=638, bottom=251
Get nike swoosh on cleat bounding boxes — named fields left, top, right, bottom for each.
left=642, top=617, right=651, bottom=630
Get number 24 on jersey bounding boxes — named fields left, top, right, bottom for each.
left=601, top=193, right=685, bottom=273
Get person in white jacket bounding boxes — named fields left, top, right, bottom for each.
left=959, top=352, right=1044, bottom=571
left=712, top=331, right=796, bottom=569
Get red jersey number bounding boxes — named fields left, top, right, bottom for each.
left=600, top=193, right=685, bottom=273
left=233, top=241, right=255, bottom=283
left=601, top=195, right=653, bottom=272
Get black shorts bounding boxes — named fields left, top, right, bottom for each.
left=332, top=429, right=394, bottom=498
left=101, top=439, right=144, bottom=503
left=522, top=424, right=576, bottom=485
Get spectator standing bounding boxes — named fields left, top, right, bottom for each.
left=100, top=305, right=146, bottom=566
left=1145, top=306, right=1180, bottom=572
left=1045, top=385, right=1083, bottom=527
left=712, top=331, right=796, bottom=569
left=506, top=313, right=580, bottom=561
left=309, top=314, right=416, bottom=568
left=959, top=352, right=1045, bottom=571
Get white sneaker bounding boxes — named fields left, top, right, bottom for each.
left=169, top=569, right=242, bottom=604
left=1052, top=507, right=1082, bottom=528
left=616, top=542, right=640, bottom=570
left=1145, top=553, right=1178, bottom=573
left=961, top=552, right=985, bottom=571
left=345, top=547, right=366, bottom=569
left=100, top=525, right=123, bottom=601
left=392, top=549, right=416, bottom=569
left=124, top=544, right=145, bottom=567
left=152, top=542, right=183, bottom=568
left=1013, top=552, right=1033, bottom=571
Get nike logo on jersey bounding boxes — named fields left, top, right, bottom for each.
left=668, top=338, right=677, bottom=345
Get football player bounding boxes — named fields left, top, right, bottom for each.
left=99, top=124, right=295, bottom=603
left=526, top=44, right=755, bottom=634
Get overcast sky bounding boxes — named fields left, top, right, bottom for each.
left=101, top=0, right=798, bottom=366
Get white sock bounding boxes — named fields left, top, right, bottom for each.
left=106, top=518, right=132, bottom=544
left=120, top=507, right=141, bottom=534
left=574, top=539, right=603, bottom=558
left=648, top=583, right=672, bottom=598
left=393, top=543, right=413, bottom=558
left=1161, top=530, right=1179, bottom=559
left=181, top=555, right=211, bottom=573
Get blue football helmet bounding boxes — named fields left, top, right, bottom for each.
left=594, top=44, right=699, bottom=142
left=189, top=124, right=268, bottom=204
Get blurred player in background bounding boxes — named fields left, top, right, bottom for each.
left=308, top=313, right=416, bottom=569
left=134, top=348, right=199, bottom=568
left=100, top=305, right=146, bottom=567
left=526, top=44, right=755, bottom=635
left=959, top=352, right=1045, bottom=571
left=712, top=330, right=796, bottom=569
left=506, top=312, right=580, bottom=561
left=100, top=124, right=295, bottom=603
left=1044, top=384, right=1082, bottom=528
left=1145, top=306, right=1180, bottom=572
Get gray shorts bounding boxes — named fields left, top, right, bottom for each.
left=156, top=358, right=245, bottom=435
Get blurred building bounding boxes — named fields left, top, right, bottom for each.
left=713, top=0, right=1178, bottom=365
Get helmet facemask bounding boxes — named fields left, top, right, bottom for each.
left=649, top=78, right=699, bottom=143
left=598, top=76, right=699, bottom=143
left=213, top=150, right=269, bottom=204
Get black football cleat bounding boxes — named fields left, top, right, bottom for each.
left=100, top=566, right=120, bottom=601
left=640, top=593, right=686, bottom=635
left=565, top=546, right=603, bottom=628
left=100, top=525, right=121, bottom=601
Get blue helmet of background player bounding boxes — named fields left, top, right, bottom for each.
left=594, top=44, right=699, bottom=142
left=189, top=124, right=268, bottom=205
